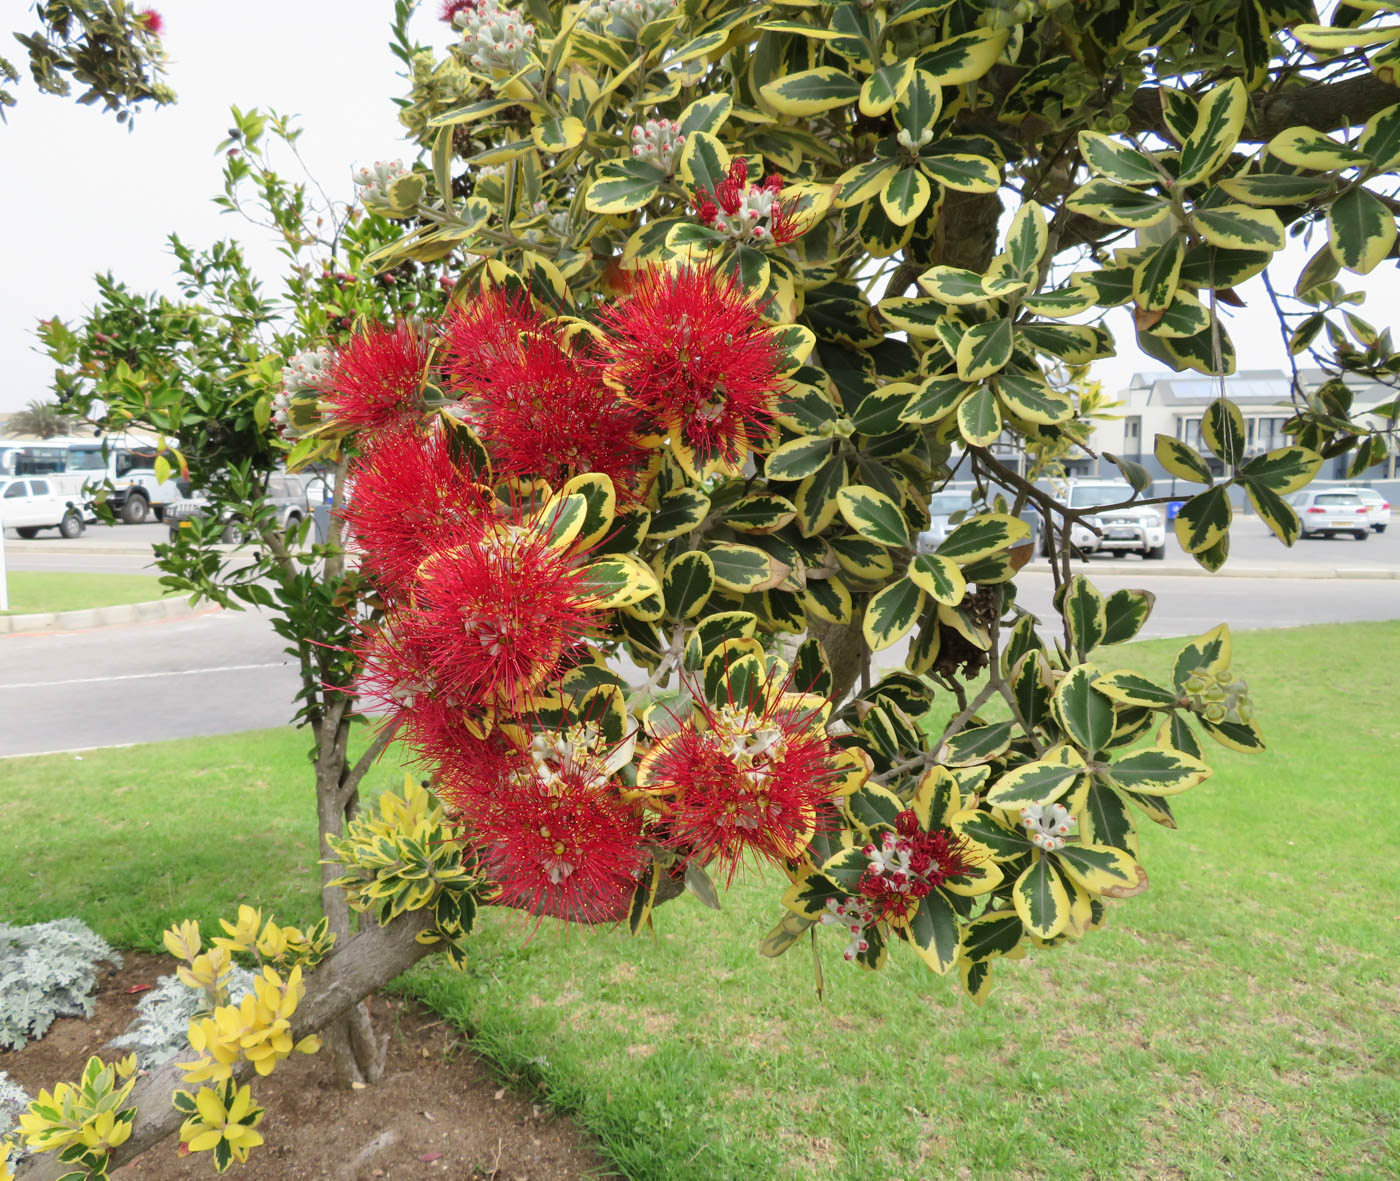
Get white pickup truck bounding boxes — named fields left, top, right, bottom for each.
left=0, top=476, right=89, bottom=538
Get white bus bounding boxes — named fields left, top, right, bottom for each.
left=0, top=435, right=183, bottom=523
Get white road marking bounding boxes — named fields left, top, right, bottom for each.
left=0, top=662, right=285, bottom=690
left=1, top=742, right=138, bottom=760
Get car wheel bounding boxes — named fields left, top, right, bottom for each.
left=1145, top=543, right=1166, bottom=560
left=1353, top=529, right=1369, bottom=541
left=1110, top=549, right=1127, bottom=558
left=1376, top=524, right=1387, bottom=534
left=121, top=494, right=149, bottom=524
left=59, top=509, right=83, bottom=539
left=15, top=526, right=39, bottom=539
left=152, top=505, right=165, bottom=522
left=220, top=520, right=245, bottom=545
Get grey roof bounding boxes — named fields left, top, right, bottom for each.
left=1123, top=367, right=1391, bottom=408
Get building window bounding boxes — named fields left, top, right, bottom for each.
left=1124, top=416, right=1142, bottom=455
left=1252, top=416, right=1287, bottom=453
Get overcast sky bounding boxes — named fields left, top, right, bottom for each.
left=1, top=2, right=1394, bottom=416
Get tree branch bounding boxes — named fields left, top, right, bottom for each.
left=340, top=719, right=402, bottom=809
left=1128, top=73, right=1400, bottom=143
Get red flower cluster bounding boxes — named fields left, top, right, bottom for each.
left=596, top=265, right=785, bottom=477
left=135, top=8, right=164, bottom=35
left=397, top=515, right=601, bottom=713
left=441, top=291, right=649, bottom=495
left=327, top=279, right=807, bottom=923
left=692, top=158, right=797, bottom=246
left=322, top=321, right=433, bottom=439
left=857, top=811, right=978, bottom=924
left=338, top=428, right=490, bottom=596
left=440, top=735, right=645, bottom=923
left=638, top=693, right=840, bottom=875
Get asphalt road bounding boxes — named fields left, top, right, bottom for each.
left=6, top=513, right=1400, bottom=574
left=0, top=607, right=300, bottom=757
left=3, top=567, right=1397, bottom=758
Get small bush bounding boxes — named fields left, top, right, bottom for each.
left=0, top=918, right=120, bottom=1050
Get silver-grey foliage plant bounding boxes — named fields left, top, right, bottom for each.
left=0, top=918, right=120, bottom=1050
left=0, top=1070, right=32, bottom=1167
left=109, top=965, right=256, bottom=1070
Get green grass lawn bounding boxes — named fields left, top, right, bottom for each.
left=1, top=623, right=1396, bottom=1180
left=0, top=571, right=174, bottom=615
left=0, top=727, right=415, bottom=947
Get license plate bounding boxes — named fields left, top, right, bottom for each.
left=1106, top=528, right=1136, bottom=538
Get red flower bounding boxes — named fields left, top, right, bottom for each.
left=322, top=320, right=434, bottom=439
left=439, top=0, right=480, bottom=22
left=452, top=750, right=646, bottom=923
left=596, top=264, right=785, bottom=477
left=637, top=691, right=840, bottom=875
left=440, top=288, right=547, bottom=394
left=441, top=292, right=651, bottom=495
left=691, top=157, right=797, bottom=246
left=339, top=426, right=490, bottom=596
left=856, top=812, right=979, bottom=925
left=390, top=513, right=601, bottom=713
left=351, top=618, right=459, bottom=731
left=135, top=8, right=164, bottom=35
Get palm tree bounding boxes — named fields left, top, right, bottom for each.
left=5, top=399, right=75, bottom=439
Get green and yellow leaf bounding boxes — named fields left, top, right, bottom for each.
left=863, top=577, right=926, bottom=651
left=837, top=485, right=912, bottom=548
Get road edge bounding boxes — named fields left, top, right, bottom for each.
left=1022, top=561, right=1400, bottom=580
left=0, top=596, right=221, bottom=635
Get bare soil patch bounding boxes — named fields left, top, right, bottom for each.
left=2, top=951, right=613, bottom=1180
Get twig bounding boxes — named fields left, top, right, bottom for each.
left=872, top=679, right=998, bottom=786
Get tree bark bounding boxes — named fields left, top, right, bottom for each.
left=813, top=188, right=1006, bottom=701
left=1129, top=73, right=1400, bottom=143
left=17, top=911, right=436, bottom=1181
left=313, top=702, right=388, bottom=1087
left=307, top=456, right=389, bottom=1087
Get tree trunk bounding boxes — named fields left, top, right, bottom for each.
left=17, top=911, right=436, bottom=1181
left=314, top=707, right=387, bottom=1087
left=814, top=190, right=1006, bottom=701
left=305, top=455, right=387, bottom=1087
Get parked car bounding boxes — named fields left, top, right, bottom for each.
left=1349, top=487, right=1391, bottom=533
left=916, top=484, right=1040, bottom=555
left=166, top=473, right=312, bottom=543
left=0, top=476, right=89, bottom=539
left=1040, top=478, right=1167, bottom=559
left=1287, top=488, right=1371, bottom=540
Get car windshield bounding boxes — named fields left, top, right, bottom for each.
left=1316, top=493, right=1361, bottom=505
left=928, top=493, right=973, bottom=515
left=1069, top=483, right=1133, bottom=508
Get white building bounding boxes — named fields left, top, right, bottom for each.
left=1089, top=368, right=1398, bottom=487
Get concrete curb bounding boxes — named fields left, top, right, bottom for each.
left=1022, top=561, right=1400, bottom=580
left=0, top=596, right=218, bottom=635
